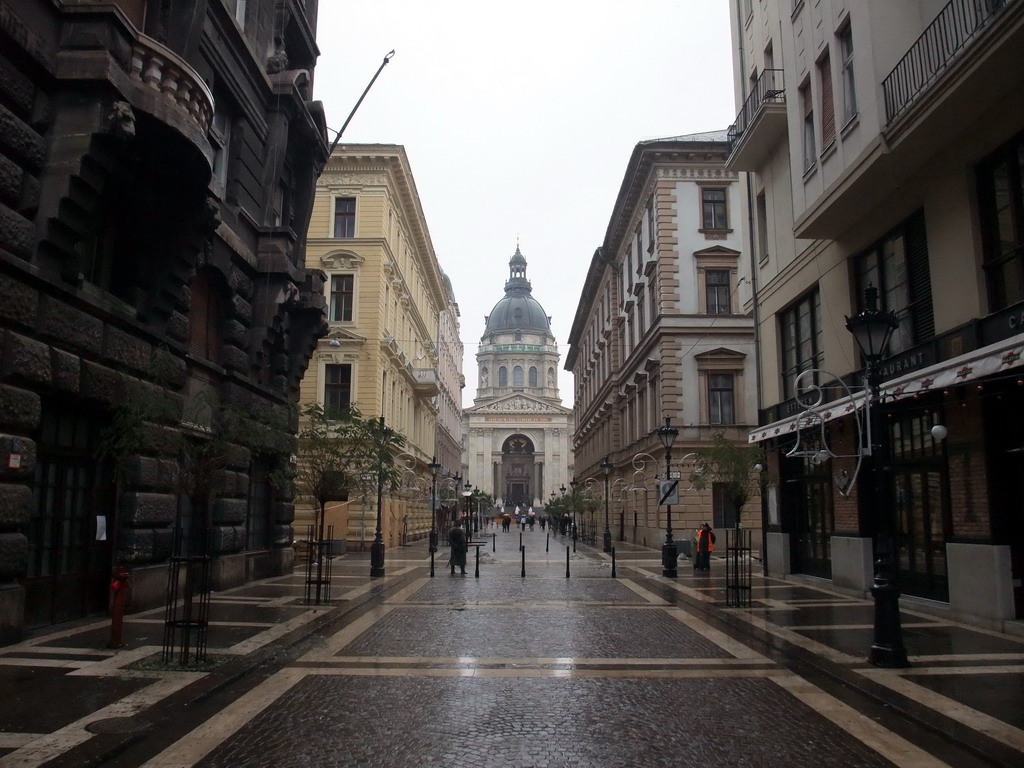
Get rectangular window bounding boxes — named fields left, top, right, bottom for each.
left=977, top=133, right=1024, bottom=311
left=801, top=83, right=816, bottom=172
left=819, top=52, right=835, bottom=149
left=853, top=211, right=933, bottom=355
left=646, top=197, right=655, bottom=253
left=246, top=457, right=271, bottom=551
left=637, top=285, right=646, bottom=334
left=635, top=227, right=643, bottom=275
left=324, top=364, right=352, bottom=416
left=839, top=24, right=857, bottom=124
left=702, top=188, right=728, bottom=230
left=330, top=275, right=354, bottom=322
left=756, top=191, right=769, bottom=262
left=333, top=197, right=356, bottom=238
left=706, top=270, right=731, bottom=315
left=709, top=374, right=735, bottom=425
left=780, top=289, right=823, bottom=400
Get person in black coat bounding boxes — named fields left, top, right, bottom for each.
left=448, top=521, right=468, bottom=575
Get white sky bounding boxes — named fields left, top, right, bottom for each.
left=312, top=1, right=737, bottom=408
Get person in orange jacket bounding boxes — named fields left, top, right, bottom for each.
left=695, top=523, right=715, bottom=572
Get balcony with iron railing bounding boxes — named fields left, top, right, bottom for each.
left=883, top=0, right=1016, bottom=127
left=726, top=68, right=787, bottom=172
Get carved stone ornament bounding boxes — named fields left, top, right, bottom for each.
left=320, top=252, right=365, bottom=271
left=105, top=101, right=136, bottom=141
left=478, top=396, right=551, bottom=414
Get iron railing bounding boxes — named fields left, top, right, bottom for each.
left=883, top=0, right=1014, bottom=125
left=727, top=68, right=785, bottom=147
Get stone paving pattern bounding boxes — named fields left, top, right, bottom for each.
left=0, top=530, right=1022, bottom=767
left=197, top=675, right=898, bottom=768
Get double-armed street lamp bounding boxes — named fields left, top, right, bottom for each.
left=845, top=285, right=908, bottom=668
left=601, top=456, right=613, bottom=553
left=428, top=456, right=441, bottom=553
left=657, top=416, right=679, bottom=578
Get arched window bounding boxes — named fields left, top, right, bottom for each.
left=498, top=366, right=508, bottom=387
left=513, top=366, right=524, bottom=386
left=528, top=367, right=538, bottom=387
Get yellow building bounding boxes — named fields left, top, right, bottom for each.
left=300, top=144, right=452, bottom=552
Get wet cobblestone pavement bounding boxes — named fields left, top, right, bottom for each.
left=0, top=528, right=1022, bottom=767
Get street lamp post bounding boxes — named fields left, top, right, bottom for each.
left=428, top=456, right=441, bottom=553
left=846, top=285, right=908, bottom=668
left=473, top=486, right=480, bottom=533
left=452, top=472, right=462, bottom=526
left=370, top=416, right=388, bottom=578
left=569, top=478, right=577, bottom=547
left=657, top=416, right=679, bottom=578
left=462, top=481, right=472, bottom=534
left=601, top=456, right=613, bottom=553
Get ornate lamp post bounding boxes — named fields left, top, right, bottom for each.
left=846, top=285, right=907, bottom=667
left=657, top=416, right=679, bottom=578
left=601, top=456, right=613, bottom=552
left=428, top=456, right=441, bottom=553
left=462, top=480, right=472, bottom=533
left=472, top=486, right=480, bottom=533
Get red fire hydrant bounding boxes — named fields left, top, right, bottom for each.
left=108, top=566, right=130, bottom=649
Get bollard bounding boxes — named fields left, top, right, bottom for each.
left=546, top=533, right=549, bottom=553
left=566, top=546, right=570, bottom=578
left=493, top=533, right=496, bottom=552
left=521, top=545, right=526, bottom=578
left=430, top=549, right=435, bottom=578
left=611, top=547, right=616, bottom=579
left=475, top=546, right=480, bottom=578
left=519, top=531, right=523, bottom=548
left=108, top=566, right=130, bottom=649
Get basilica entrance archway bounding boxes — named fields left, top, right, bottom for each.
left=501, top=434, right=536, bottom=509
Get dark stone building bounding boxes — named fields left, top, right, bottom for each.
left=0, top=0, right=329, bottom=642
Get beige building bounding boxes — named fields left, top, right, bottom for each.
left=463, top=248, right=574, bottom=511
left=730, top=0, right=1024, bottom=629
left=435, top=274, right=466, bottom=481
left=567, top=134, right=759, bottom=555
left=301, top=144, right=454, bottom=550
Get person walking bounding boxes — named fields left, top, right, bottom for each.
left=695, top=522, right=715, bottom=572
left=448, top=520, right=468, bottom=575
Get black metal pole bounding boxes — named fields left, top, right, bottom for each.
left=429, top=549, right=434, bottom=578
left=662, top=442, right=677, bottom=578
left=328, top=51, right=395, bottom=157
left=475, top=546, right=480, bottom=579
left=521, top=546, right=526, bottom=578
left=611, top=547, right=616, bottom=578
left=603, top=470, right=612, bottom=553
left=866, top=362, right=908, bottom=667
left=566, top=546, right=570, bottom=578
left=370, top=416, right=386, bottom=578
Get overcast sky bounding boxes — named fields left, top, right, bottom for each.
left=312, top=1, right=737, bottom=408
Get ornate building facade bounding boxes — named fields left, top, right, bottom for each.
left=567, top=133, right=759, bottom=550
left=463, top=249, right=574, bottom=509
left=0, top=1, right=328, bottom=642
left=301, top=144, right=456, bottom=549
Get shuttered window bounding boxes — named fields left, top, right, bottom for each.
left=819, top=52, right=836, bottom=149
left=324, top=364, right=352, bottom=416
left=801, top=83, right=816, bottom=171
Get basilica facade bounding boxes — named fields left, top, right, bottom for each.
left=463, top=249, right=574, bottom=510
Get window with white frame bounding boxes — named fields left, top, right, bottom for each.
left=838, top=24, right=857, bottom=125
left=333, top=197, right=356, bottom=238
left=706, top=270, right=731, bottom=315
left=324, top=363, right=352, bottom=416
left=330, top=274, right=354, bottom=322
left=801, top=82, right=816, bottom=172
left=709, top=374, right=735, bottom=425
left=701, top=188, right=728, bottom=230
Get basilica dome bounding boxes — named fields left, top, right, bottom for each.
left=483, top=247, right=551, bottom=335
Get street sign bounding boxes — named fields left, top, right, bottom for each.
left=658, top=478, right=679, bottom=506
left=669, top=470, right=681, bottom=479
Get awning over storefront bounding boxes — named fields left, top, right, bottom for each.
left=748, top=335, right=1024, bottom=444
